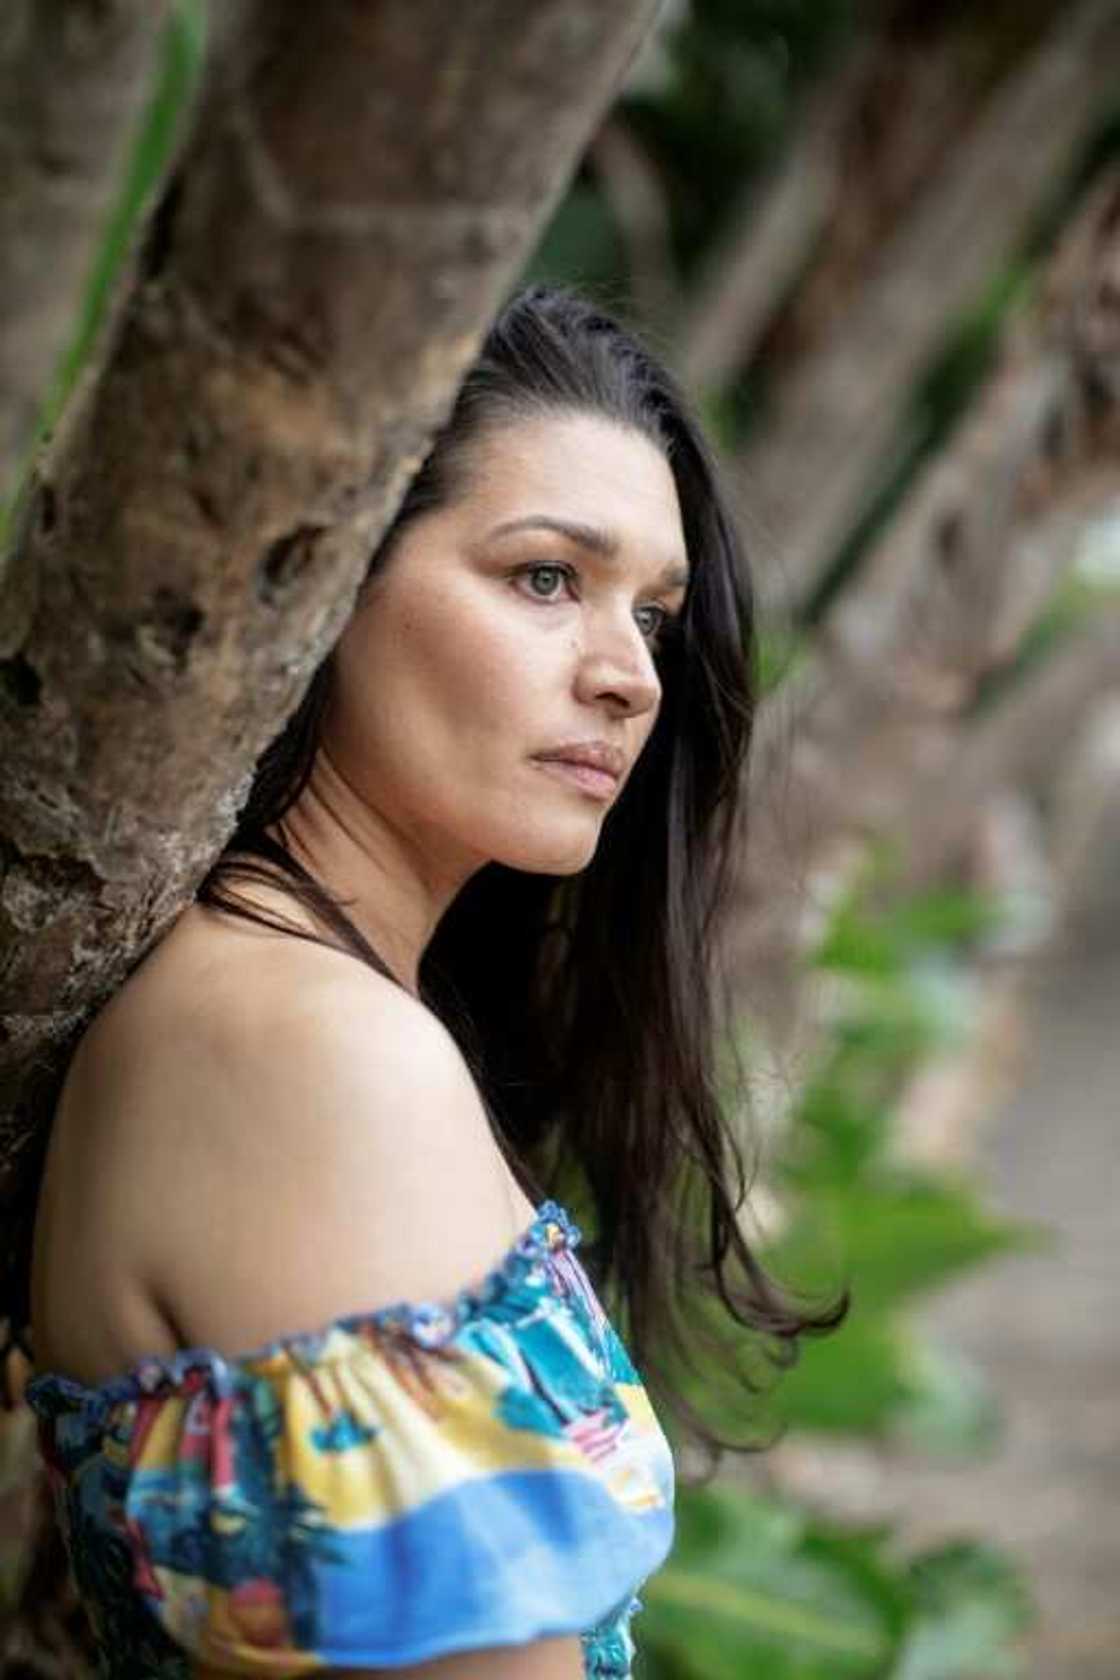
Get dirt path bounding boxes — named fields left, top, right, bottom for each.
left=882, top=930, right=1120, bottom=1677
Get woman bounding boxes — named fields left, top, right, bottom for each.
left=20, top=286, right=842, bottom=1678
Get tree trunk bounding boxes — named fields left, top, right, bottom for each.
left=728, top=167, right=1120, bottom=1055
left=0, top=0, right=657, bottom=1170
left=733, top=0, right=1120, bottom=617
left=0, top=0, right=170, bottom=508
left=0, top=3, right=657, bottom=1660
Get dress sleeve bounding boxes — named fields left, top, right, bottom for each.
left=82, top=1224, right=674, bottom=1673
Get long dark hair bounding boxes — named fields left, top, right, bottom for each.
left=14, top=285, right=846, bottom=1468
left=196, top=283, right=846, bottom=1471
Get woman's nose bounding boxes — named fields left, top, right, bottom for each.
left=573, top=615, right=661, bottom=718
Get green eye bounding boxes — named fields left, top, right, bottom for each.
left=634, top=604, right=669, bottom=641
left=526, top=566, right=566, bottom=597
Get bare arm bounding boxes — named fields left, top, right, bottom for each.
left=192, top=1639, right=584, bottom=1679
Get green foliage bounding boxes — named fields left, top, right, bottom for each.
left=814, top=888, right=1006, bottom=979
left=656, top=863, right=1051, bottom=1451
left=894, top=1543, right=1035, bottom=1679
left=757, top=1316, right=919, bottom=1438
left=759, top=875, right=1049, bottom=1445
left=641, top=1484, right=901, bottom=1678
left=637, top=1483, right=1033, bottom=1679
left=772, top=1176, right=1044, bottom=1319
left=639, top=865, right=1046, bottom=1674
left=891, top=1338, right=1002, bottom=1460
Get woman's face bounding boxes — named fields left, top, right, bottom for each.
left=323, top=409, right=690, bottom=881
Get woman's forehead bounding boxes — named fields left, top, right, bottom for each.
left=462, top=410, right=686, bottom=561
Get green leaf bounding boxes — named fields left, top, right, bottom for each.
left=893, top=894, right=1006, bottom=949
left=891, top=1338, right=1003, bottom=1458
left=762, top=1316, right=919, bottom=1436
left=639, top=1484, right=903, bottom=1679
left=756, top=625, right=809, bottom=695
left=782, top=1078, right=894, bottom=1186
left=814, top=906, right=905, bottom=978
left=765, top=1316, right=1004, bottom=1447
left=841, top=1179, right=1049, bottom=1313
left=894, top=1542, right=1035, bottom=1678
left=813, top=888, right=1005, bottom=978
left=745, top=1181, right=1048, bottom=1440
left=767, top=1176, right=1049, bottom=1316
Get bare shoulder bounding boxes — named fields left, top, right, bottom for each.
left=140, top=898, right=482, bottom=1111
left=63, top=896, right=473, bottom=1154
left=68, top=897, right=535, bottom=1362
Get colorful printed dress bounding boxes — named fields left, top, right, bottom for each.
left=24, top=1200, right=675, bottom=1677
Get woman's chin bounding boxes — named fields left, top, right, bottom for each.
left=492, top=822, right=602, bottom=878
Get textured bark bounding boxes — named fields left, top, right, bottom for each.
left=0, top=4, right=657, bottom=1658
left=733, top=0, right=1120, bottom=617
left=755, top=5, right=1063, bottom=381
left=674, top=1, right=1034, bottom=397
left=900, top=615, right=1120, bottom=887
left=0, top=0, right=168, bottom=502
left=727, top=167, right=1120, bottom=1042
left=0, top=0, right=658, bottom=1255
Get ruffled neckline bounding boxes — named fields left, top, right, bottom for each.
left=25, top=1198, right=582, bottom=1419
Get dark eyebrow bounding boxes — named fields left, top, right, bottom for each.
left=486, top=514, right=690, bottom=591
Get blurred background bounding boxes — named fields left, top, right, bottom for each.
left=2, top=2, right=1119, bottom=1675
left=520, top=3, right=1120, bottom=1676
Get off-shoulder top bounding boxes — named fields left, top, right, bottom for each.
left=24, top=1200, right=675, bottom=1678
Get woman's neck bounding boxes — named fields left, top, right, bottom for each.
left=271, top=748, right=477, bottom=995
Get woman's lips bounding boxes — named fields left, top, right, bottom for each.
left=531, top=757, right=619, bottom=800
